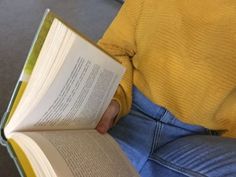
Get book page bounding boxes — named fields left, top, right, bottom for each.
left=9, top=131, right=139, bottom=177
left=5, top=18, right=125, bottom=135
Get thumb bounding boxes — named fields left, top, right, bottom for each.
left=96, top=100, right=119, bottom=134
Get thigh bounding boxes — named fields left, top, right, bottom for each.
left=141, top=135, right=236, bottom=177
left=108, top=109, right=156, bottom=171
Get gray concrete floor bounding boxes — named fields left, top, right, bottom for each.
left=0, top=0, right=121, bottom=176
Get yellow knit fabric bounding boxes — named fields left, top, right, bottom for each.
left=98, top=0, right=236, bottom=137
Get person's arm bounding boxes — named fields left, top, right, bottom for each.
left=96, top=0, right=144, bottom=133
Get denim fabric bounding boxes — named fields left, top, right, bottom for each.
left=109, top=87, right=236, bottom=177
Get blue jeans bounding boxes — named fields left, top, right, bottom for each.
left=109, top=87, right=236, bottom=177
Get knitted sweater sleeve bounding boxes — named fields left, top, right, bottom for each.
left=97, top=0, right=143, bottom=122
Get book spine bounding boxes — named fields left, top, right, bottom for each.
left=0, top=111, right=9, bottom=145
left=0, top=81, right=23, bottom=145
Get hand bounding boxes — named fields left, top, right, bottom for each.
left=96, top=100, right=120, bottom=134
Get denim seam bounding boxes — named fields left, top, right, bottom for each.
left=149, top=156, right=208, bottom=177
left=156, top=123, right=163, bottom=149
left=151, top=121, right=163, bottom=154
left=150, top=121, right=158, bottom=154
left=160, top=110, right=171, bottom=123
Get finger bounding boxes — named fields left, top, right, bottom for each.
left=96, top=102, right=119, bottom=134
left=96, top=114, right=113, bottom=134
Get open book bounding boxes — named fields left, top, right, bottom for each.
left=0, top=9, right=139, bottom=177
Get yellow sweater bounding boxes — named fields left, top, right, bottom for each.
left=98, top=0, right=236, bottom=137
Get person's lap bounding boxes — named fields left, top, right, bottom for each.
left=141, top=135, right=236, bottom=177
left=108, top=87, right=236, bottom=177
